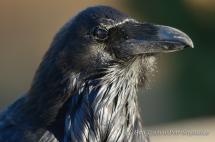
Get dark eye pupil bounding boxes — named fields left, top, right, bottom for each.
left=93, top=27, right=108, bottom=40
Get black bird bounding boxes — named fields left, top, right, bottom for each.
left=0, top=6, right=193, bottom=142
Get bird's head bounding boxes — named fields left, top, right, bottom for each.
left=50, top=6, right=193, bottom=82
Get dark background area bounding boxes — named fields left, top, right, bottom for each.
left=0, top=0, right=214, bottom=141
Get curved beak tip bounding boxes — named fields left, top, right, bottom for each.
left=186, top=37, right=194, bottom=49
left=175, top=33, right=194, bottom=49
left=158, top=25, right=194, bottom=50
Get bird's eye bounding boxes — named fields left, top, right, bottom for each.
left=93, top=27, right=108, bottom=41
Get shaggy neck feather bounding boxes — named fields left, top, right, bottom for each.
left=64, top=58, right=149, bottom=142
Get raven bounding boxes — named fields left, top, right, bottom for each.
left=0, top=6, right=193, bottom=142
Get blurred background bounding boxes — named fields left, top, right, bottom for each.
left=0, top=0, right=214, bottom=141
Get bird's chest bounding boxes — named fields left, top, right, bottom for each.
left=63, top=76, right=143, bottom=142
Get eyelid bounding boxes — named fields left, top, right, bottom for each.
left=92, top=26, right=109, bottom=41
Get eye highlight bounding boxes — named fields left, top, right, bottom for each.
left=93, top=26, right=109, bottom=41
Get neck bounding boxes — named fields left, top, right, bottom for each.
left=64, top=59, right=148, bottom=142
left=7, top=54, right=76, bottom=128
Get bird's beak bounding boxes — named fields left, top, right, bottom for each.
left=153, top=25, right=194, bottom=52
left=114, top=22, right=194, bottom=56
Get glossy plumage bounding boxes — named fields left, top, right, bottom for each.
left=0, top=5, right=193, bottom=142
